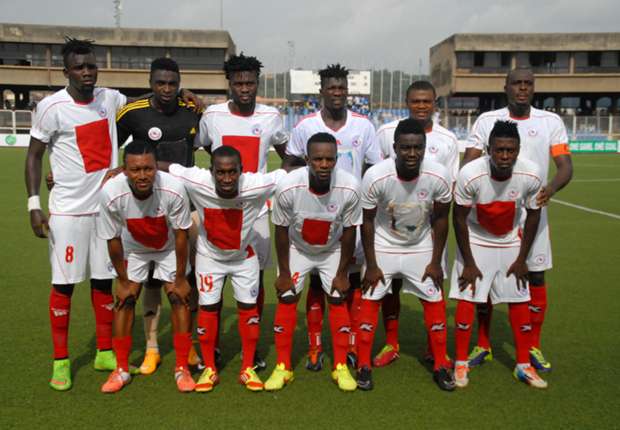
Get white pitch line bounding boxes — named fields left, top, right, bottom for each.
left=571, top=178, right=620, bottom=183
left=551, top=198, right=620, bottom=220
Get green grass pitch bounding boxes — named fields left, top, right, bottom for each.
left=1, top=148, right=618, bottom=429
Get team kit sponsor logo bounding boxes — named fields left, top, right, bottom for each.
left=148, top=127, right=163, bottom=141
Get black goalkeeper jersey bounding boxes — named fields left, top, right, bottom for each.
left=116, top=98, right=201, bottom=167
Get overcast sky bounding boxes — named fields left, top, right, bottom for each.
left=1, top=0, right=618, bottom=73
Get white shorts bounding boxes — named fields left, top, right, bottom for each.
left=252, top=214, right=272, bottom=270
left=448, top=245, right=531, bottom=305
left=526, top=208, right=552, bottom=272
left=195, top=249, right=260, bottom=306
left=281, top=247, right=342, bottom=299
left=49, top=214, right=115, bottom=284
left=362, top=250, right=444, bottom=302
left=126, top=249, right=182, bottom=284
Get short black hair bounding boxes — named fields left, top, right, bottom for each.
left=62, top=37, right=95, bottom=68
left=151, top=57, right=180, bottom=75
left=505, top=66, right=534, bottom=84
left=223, top=53, right=263, bottom=79
left=211, top=145, right=242, bottom=166
left=123, top=140, right=157, bottom=162
left=306, top=132, right=337, bottom=155
left=394, top=118, right=426, bottom=143
left=406, top=80, right=436, bottom=98
left=489, top=120, right=520, bottom=147
left=318, top=64, right=348, bottom=87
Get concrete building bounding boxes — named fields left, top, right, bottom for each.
left=430, top=33, right=620, bottom=114
left=0, top=23, right=236, bottom=108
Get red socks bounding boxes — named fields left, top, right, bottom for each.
left=49, top=288, right=71, bottom=359
left=454, top=300, right=476, bottom=362
left=422, top=299, right=449, bottom=370
left=197, top=309, right=219, bottom=370
left=112, top=335, right=132, bottom=371
left=529, top=285, right=547, bottom=349
left=328, top=302, right=351, bottom=367
left=274, top=302, right=298, bottom=369
left=306, top=286, right=325, bottom=352
left=238, top=306, right=260, bottom=370
left=382, top=293, right=400, bottom=348
left=91, top=288, right=114, bottom=351
left=509, top=302, right=533, bottom=364
left=357, top=299, right=380, bottom=368
left=173, top=332, right=192, bottom=369
left=346, top=288, right=362, bottom=353
left=476, top=301, right=493, bottom=349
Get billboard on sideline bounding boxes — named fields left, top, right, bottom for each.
left=0, top=134, right=29, bottom=147
left=569, top=140, right=619, bottom=153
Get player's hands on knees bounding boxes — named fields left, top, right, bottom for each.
left=507, top=258, right=529, bottom=291
left=362, top=265, right=385, bottom=296
left=172, top=276, right=192, bottom=306
left=115, top=279, right=140, bottom=309
left=275, top=273, right=295, bottom=298
left=46, top=171, right=55, bottom=191
left=422, top=262, right=444, bottom=290
left=102, top=166, right=124, bottom=186
left=331, top=271, right=351, bottom=297
left=536, top=185, right=554, bottom=207
left=30, top=209, right=49, bottom=238
left=458, top=264, right=483, bottom=295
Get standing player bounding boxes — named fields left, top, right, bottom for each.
left=25, top=38, right=127, bottom=391
left=167, top=146, right=285, bottom=392
left=266, top=133, right=361, bottom=392
left=284, top=64, right=382, bottom=370
left=450, top=120, right=547, bottom=389
left=116, top=57, right=202, bottom=375
left=97, top=141, right=195, bottom=393
left=357, top=119, right=454, bottom=391
left=373, top=80, right=459, bottom=367
left=197, top=53, right=288, bottom=369
left=462, top=68, right=573, bottom=372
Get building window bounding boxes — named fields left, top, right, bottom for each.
left=587, top=52, right=601, bottom=67
left=456, top=52, right=473, bottom=68
left=110, top=46, right=167, bottom=69
left=473, top=52, right=484, bottom=67
left=500, top=52, right=511, bottom=67
left=169, top=48, right=226, bottom=70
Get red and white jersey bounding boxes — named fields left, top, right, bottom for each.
left=286, top=110, right=382, bottom=179
left=97, top=171, right=192, bottom=254
left=376, top=119, right=460, bottom=183
left=169, top=164, right=286, bottom=261
left=455, top=157, right=542, bottom=247
left=272, top=166, right=362, bottom=255
left=30, top=87, right=127, bottom=215
left=197, top=102, right=287, bottom=174
left=466, top=106, right=570, bottom=183
left=362, top=158, right=452, bottom=253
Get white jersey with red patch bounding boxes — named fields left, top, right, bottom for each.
left=30, top=87, right=127, bottom=215
left=169, top=164, right=285, bottom=261
left=376, top=119, right=460, bottom=183
left=361, top=158, right=452, bottom=253
left=286, top=110, right=382, bottom=179
left=97, top=171, right=192, bottom=254
left=272, top=166, right=362, bottom=255
left=466, top=106, right=570, bottom=184
left=455, top=157, right=542, bottom=247
left=197, top=102, right=287, bottom=174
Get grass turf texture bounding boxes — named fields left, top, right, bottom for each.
left=1, top=148, right=618, bottom=429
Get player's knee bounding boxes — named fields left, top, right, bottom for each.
left=118, top=294, right=137, bottom=310
left=327, top=295, right=346, bottom=306
left=167, top=292, right=183, bottom=306
left=52, top=284, right=75, bottom=297
left=200, top=303, right=220, bottom=312
left=278, top=294, right=298, bottom=305
left=90, top=278, right=112, bottom=294
left=528, top=271, right=545, bottom=286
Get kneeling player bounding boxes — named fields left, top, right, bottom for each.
left=266, top=132, right=361, bottom=392
left=357, top=119, right=454, bottom=391
left=168, top=146, right=285, bottom=392
left=449, top=120, right=547, bottom=389
left=98, top=141, right=195, bottom=393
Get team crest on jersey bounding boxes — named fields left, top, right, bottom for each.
left=528, top=128, right=538, bottom=137
left=327, top=203, right=339, bottom=213
left=428, top=145, right=438, bottom=154
left=508, top=189, right=519, bottom=199
left=427, top=286, right=436, bottom=295
left=252, top=125, right=261, bottom=135
left=98, top=107, right=107, bottom=118
left=417, top=189, right=429, bottom=200
left=148, top=127, right=163, bottom=141
left=534, top=254, right=546, bottom=265
left=352, top=136, right=362, bottom=147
